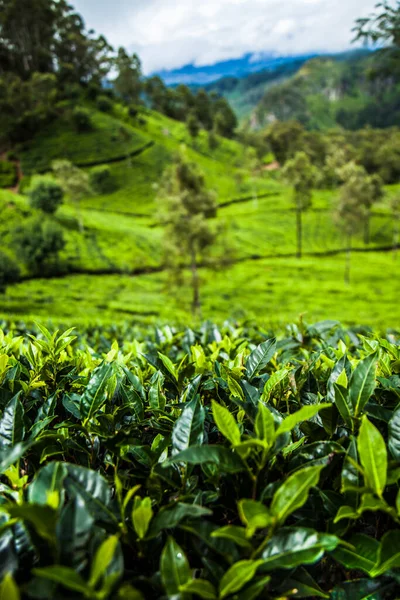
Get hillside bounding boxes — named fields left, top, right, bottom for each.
left=1, top=101, right=400, bottom=329
left=254, top=50, right=400, bottom=130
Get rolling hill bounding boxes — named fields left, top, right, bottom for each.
left=1, top=100, right=400, bottom=329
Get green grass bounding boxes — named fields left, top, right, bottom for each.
left=1, top=251, right=399, bottom=329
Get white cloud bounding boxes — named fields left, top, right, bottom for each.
left=72, top=0, right=378, bottom=73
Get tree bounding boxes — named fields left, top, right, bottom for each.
left=354, top=2, right=400, bottom=77
left=213, top=97, right=237, bottom=138
left=0, top=251, right=20, bottom=293
left=390, top=193, right=400, bottom=255
left=186, top=110, right=200, bottom=142
left=363, top=173, right=384, bottom=244
left=194, top=89, right=213, bottom=131
left=114, top=48, right=142, bottom=104
left=282, top=152, right=317, bottom=258
left=334, top=162, right=370, bottom=283
left=90, top=165, right=116, bottom=194
left=28, top=175, right=64, bottom=214
left=52, top=160, right=91, bottom=232
left=13, top=217, right=65, bottom=274
left=265, top=120, right=305, bottom=165
left=157, top=152, right=217, bottom=316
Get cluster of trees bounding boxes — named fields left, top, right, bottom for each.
left=264, top=120, right=400, bottom=185
left=0, top=0, right=237, bottom=147
left=282, top=149, right=400, bottom=282
left=0, top=160, right=118, bottom=289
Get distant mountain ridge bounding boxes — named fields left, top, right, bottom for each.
left=155, top=52, right=318, bottom=86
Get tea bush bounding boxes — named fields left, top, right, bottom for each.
left=0, top=319, right=400, bottom=598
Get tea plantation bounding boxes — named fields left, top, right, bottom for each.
left=1, top=103, right=400, bottom=329
left=0, top=319, right=400, bottom=598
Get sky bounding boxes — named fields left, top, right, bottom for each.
left=72, top=0, right=378, bottom=74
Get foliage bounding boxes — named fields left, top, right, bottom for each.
left=0, top=321, right=398, bottom=598
left=28, top=176, right=64, bottom=215
left=282, top=151, right=318, bottom=258
left=90, top=165, right=117, bottom=195
left=113, top=48, right=142, bottom=105
left=52, top=160, right=92, bottom=232
left=0, top=161, right=17, bottom=188
left=72, top=108, right=93, bottom=133
left=187, top=110, right=200, bottom=140
left=0, top=251, right=19, bottom=293
left=12, top=217, right=66, bottom=273
left=157, top=152, right=218, bottom=315
left=96, top=95, right=113, bottom=113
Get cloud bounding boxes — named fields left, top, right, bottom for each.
left=72, top=0, right=377, bottom=73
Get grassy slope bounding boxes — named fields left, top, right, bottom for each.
left=1, top=104, right=399, bottom=329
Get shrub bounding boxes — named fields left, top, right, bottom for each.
left=72, top=107, right=93, bottom=132
left=28, top=176, right=64, bottom=214
left=13, top=217, right=66, bottom=273
left=0, top=160, right=17, bottom=188
left=86, top=82, right=101, bottom=101
left=128, top=105, right=139, bottom=118
left=90, top=165, right=117, bottom=194
left=96, top=95, right=113, bottom=112
left=0, top=251, right=20, bottom=292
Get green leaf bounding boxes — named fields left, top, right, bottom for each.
left=172, top=396, right=205, bottom=456
left=65, top=464, right=117, bottom=525
left=357, top=416, right=387, bottom=497
left=238, top=499, right=271, bottom=536
left=333, top=383, right=353, bottom=426
left=331, top=534, right=379, bottom=575
left=33, top=566, right=89, bottom=595
left=261, top=528, right=339, bottom=570
left=3, top=503, right=57, bottom=544
left=255, top=403, right=275, bottom=446
left=271, top=465, right=324, bottom=525
left=157, top=352, right=178, bottom=381
left=0, top=443, right=31, bottom=475
left=227, top=376, right=245, bottom=401
left=211, top=401, right=241, bottom=446
left=148, top=503, right=212, bottom=539
left=0, top=394, right=25, bottom=448
left=219, top=560, right=264, bottom=599
left=262, top=368, right=289, bottom=401
left=167, top=445, right=244, bottom=473
left=211, top=525, right=252, bottom=548
left=160, top=537, right=190, bottom=596
left=80, top=362, right=113, bottom=421
left=279, top=568, right=329, bottom=599
left=236, top=576, right=271, bottom=600
left=349, top=354, right=377, bottom=417
left=371, top=530, right=400, bottom=577
left=0, top=573, right=20, bottom=600
left=388, top=407, right=400, bottom=461
left=275, top=404, right=330, bottom=436
left=28, top=462, right=67, bottom=507
left=179, top=579, right=217, bottom=599
left=57, top=495, right=95, bottom=569
left=132, top=497, right=153, bottom=540
left=246, top=339, right=276, bottom=380
left=88, top=535, right=119, bottom=588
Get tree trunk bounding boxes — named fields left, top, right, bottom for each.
left=345, top=234, right=352, bottom=284
left=296, top=209, right=302, bottom=259
left=190, top=250, right=200, bottom=317
left=393, top=214, right=399, bottom=258
left=76, top=200, right=84, bottom=234
left=364, top=215, right=370, bottom=245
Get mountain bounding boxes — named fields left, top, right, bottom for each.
left=253, top=48, right=400, bottom=130
left=156, top=52, right=317, bottom=86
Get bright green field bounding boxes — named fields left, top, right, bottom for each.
left=1, top=251, right=399, bottom=329
left=1, top=104, right=400, bottom=330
